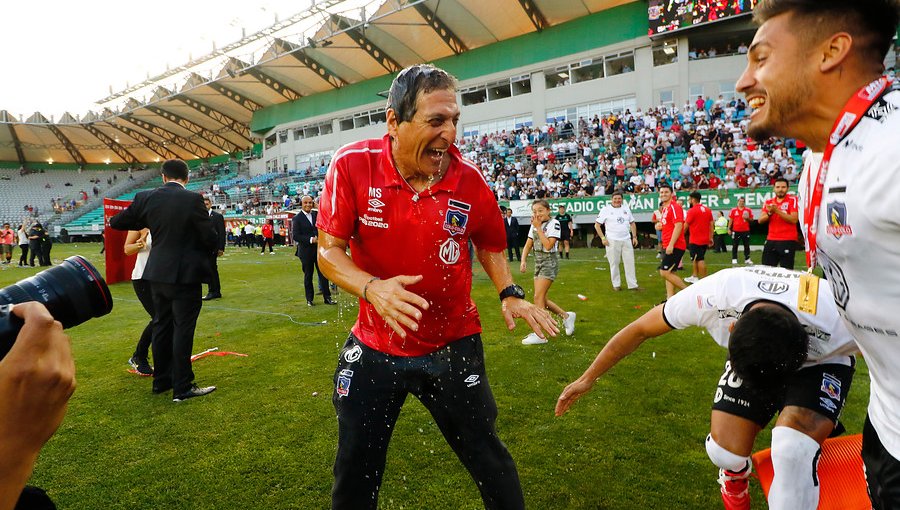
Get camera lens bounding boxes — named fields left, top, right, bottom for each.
left=0, top=255, right=113, bottom=329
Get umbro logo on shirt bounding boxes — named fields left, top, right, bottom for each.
left=368, top=198, right=385, bottom=212
left=464, top=374, right=481, bottom=387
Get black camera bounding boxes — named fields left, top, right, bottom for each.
left=0, top=256, right=113, bottom=359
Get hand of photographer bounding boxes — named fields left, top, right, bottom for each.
left=0, top=302, right=75, bottom=510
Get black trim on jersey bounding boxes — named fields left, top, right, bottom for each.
left=661, top=301, right=677, bottom=330
left=828, top=186, right=847, bottom=193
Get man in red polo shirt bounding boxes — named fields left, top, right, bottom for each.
left=684, top=192, right=714, bottom=283
left=758, top=178, right=799, bottom=269
left=728, top=197, right=754, bottom=265
left=656, top=184, right=688, bottom=298
left=317, top=64, right=557, bottom=510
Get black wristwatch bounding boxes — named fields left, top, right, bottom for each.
left=499, top=284, right=526, bottom=302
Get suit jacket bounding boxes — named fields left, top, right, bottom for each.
left=110, top=182, right=216, bottom=284
left=210, top=210, right=226, bottom=253
left=292, top=210, right=318, bottom=260
left=504, top=216, right=520, bottom=242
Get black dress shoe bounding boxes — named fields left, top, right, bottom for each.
left=173, top=384, right=216, bottom=402
left=202, top=293, right=222, bottom=301
left=307, top=301, right=314, bottom=307
left=324, top=298, right=337, bottom=305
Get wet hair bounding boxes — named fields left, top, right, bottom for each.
left=658, top=183, right=673, bottom=192
left=386, top=64, right=457, bottom=123
left=161, top=159, right=189, bottom=181
left=774, top=177, right=789, bottom=186
left=689, top=191, right=702, bottom=201
left=754, top=0, right=900, bottom=68
left=729, top=300, right=808, bottom=388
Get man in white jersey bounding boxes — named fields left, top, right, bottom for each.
left=736, top=1, right=900, bottom=506
left=556, top=266, right=858, bottom=510
left=594, top=191, right=639, bottom=291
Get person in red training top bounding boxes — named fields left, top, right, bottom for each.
left=684, top=191, right=714, bottom=283
left=656, top=184, right=688, bottom=298
left=758, top=178, right=799, bottom=269
left=728, top=197, right=754, bottom=265
left=316, top=64, right=558, bottom=510
left=260, top=219, right=275, bottom=254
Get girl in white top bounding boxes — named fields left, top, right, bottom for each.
left=16, top=224, right=29, bottom=267
left=519, top=199, right=575, bottom=344
left=123, top=229, right=154, bottom=376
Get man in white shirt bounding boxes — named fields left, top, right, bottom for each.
left=594, top=191, right=638, bottom=290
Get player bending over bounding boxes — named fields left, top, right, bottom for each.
left=556, top=266, right=858, bottom=510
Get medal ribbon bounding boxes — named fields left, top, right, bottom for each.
left=803, top=76, right=892, bottom=268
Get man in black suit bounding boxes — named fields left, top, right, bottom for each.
left=202, top=197, right=226, bottom=301
left=503, top=207, right=521, bottom=261
left=110, top=159, right=217, bottom=402
left=292, top=195, right=334, bottom=306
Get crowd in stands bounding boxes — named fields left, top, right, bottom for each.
left=190, top=98, right=806, bottom=218
left=688, top=41, right=749, bottom=60
left=458, top=97, right=805, bottom=202
left=206, top=170, right=325, bottom=217
left=7, top=97, right=814, bottom=237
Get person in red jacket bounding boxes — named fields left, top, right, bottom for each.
left=260, top=219, right=275, bottom=254
left=684, top=192, right=714, bottom=283
left=656, top=184, right=688, bottom=298
left=728, top=197, right=753, bottom=265
left=758, top=178, right=799, bottom=269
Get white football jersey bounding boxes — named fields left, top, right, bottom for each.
left=529, top=219, right=561, bottom=253
left=595, top=205, right=634, bottom=241
left=799, top=85, right=900, bottom=458
left=663, top=267, right=857, bottom=365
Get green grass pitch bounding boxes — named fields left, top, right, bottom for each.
left=0, top=243, right=868, bottom=509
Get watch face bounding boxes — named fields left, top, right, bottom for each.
left=501, top=284, right=525, bottom=300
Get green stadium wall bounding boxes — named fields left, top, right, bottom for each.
left=250, top=2, right=647, bottom=134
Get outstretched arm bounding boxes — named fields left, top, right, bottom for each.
left=555, top=304, right=672, bottom=416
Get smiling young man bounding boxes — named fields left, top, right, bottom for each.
left=758, top=178, right=799, bottom=269
left=316, top=64, right=558, bottom=510
left=656, top=184, right=688, bottom=298
left=736, top=1, right=900, bottom=507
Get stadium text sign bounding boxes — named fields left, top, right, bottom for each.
left=508, top=186, right=791, bottom=217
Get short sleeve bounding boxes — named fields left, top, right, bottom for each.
left=468, top=179, right=506, bottom=252
left=546, top=219, right=561, bottom=239
left=662, top=275, right=719, bottom=330
left=316, top=155, right=358, bottom=240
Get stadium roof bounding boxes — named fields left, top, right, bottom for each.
left=0, top=0, right=636, bottom=167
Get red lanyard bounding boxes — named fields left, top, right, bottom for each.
left=803, top=76, right=892, bottom=268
